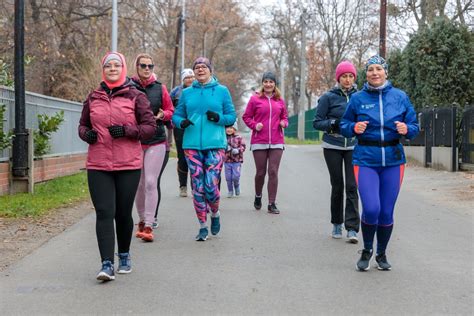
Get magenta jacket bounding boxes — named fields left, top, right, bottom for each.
left=78, top=81, right=156, bottom=171
left=242, top=93, right=289, bottom=145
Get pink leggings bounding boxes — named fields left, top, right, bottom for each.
left=252, top=149, right=283, bottom=204
left=135, top=143, right=167, bottom=227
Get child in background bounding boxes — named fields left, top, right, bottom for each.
left=225, top=122, right=246, bottom=197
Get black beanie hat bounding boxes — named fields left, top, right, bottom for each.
left=262, top=71, right=278, bottom=85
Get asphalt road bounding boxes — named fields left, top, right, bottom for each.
left=1, top=144, right=472, bottom=315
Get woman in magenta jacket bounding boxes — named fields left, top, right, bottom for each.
left=243, top=71, right=288, bottom=214
left=78, top=52, right=156, bottom=281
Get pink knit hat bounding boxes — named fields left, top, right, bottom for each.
left=335, top=61, right=357, bottom=82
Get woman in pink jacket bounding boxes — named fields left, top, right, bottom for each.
left=243, top=71, right=289, bottom=214
left=78, top=52, right=156, bottom=282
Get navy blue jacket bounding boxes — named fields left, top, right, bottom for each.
left=313, top=86, right=357, bottom=148
left=340, top=81, right=419, bottom=167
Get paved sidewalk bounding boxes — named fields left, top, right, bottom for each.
left=1, top=145, right=472, bottom=315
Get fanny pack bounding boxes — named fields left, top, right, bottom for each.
left=358, top=139, right=399, bottom=147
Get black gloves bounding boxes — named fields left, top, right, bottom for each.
left=85, top=129, right=98, bottom=144
left=206, top=110, right=220, bottom=122
left=108, top=125, right=126, bottom=138
left=180, top=119, right=194, bottom=129
left=330, top=119, right=340, bottom=133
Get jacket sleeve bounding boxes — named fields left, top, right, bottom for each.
left=340, top=98, right=357, bottom=138
left=217, top=87, right=236, bottom=126
left=242, top=97, right=256, bottom=130
left=313, top=93, right=332, bottom=131
left=124, top=91, right=156, bottom=140
left=402, top=93, right=420, bottom=140
left=280, top=99, right=289, bottom=128
left=78, top=95, right=92, bottom=143
left=239, top=135, right=246, bottom=152
left=160, top=84, right=175, bottom=121
left=172, top=91, right=187, bottom=128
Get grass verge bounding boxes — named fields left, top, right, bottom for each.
left=0, top=171, right=89, bottom=218
left=285, top=137, right=321, bottom=145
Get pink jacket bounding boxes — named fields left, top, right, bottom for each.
left=242, top=93, right=289, bottom=145
left=78, top=82, right=156, bottom=171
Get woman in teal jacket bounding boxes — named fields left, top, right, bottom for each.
left=172, top=57, right=236, bottom=241
left=340, top=55, right=419, bottom=271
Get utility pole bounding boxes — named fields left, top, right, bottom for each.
left=171, top=13, right=182, bottom=89
left=379, top=0, right=387, bottom=58
left=181, top=0, right=186, bottom=72
left=111, top=0, right=118, bottom=51
left=280, top=54, right=285, bottom=103
left=297, top=10, right=307, bottom=140
left=298, top=10, right=307, bottom=113
left=12, top=0, right=28, bottom=179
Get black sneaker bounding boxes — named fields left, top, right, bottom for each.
left=356, top=249, right=373, bottom=271
left=375, top=253, right=392, bottom=271
left=267, top=203, right=280, bottom=214
left=254, top=196, right=262, bottom=210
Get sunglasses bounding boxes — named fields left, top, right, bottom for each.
left=139, top=63, right=155, bottom=70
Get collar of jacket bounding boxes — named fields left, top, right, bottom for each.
left=363, top=80, right=392, bottom=92
left=192, top=76, right=219, bottom=89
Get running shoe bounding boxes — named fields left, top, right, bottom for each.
left=210, top=216, right=221, bottom=235
left=179, top=186, right=188, bottom=197
left=195, top=227, right=208, bottom=241
left=254, top=196, right=262, bottom=210
left=332, top=224, right=343, bottom=239
left=375, top=253, right=392, bottom=271
left=117, top=253, right=132, bottom=274
left=347, top=230, right=358, bottom=243
left=356, top=249, right=373, bottom=271
left=141, top=226, right=154, bottom=242
left=135, top=221, right=145, bottom=238
left=267, top=203, right=280, bottom=214
left=96, top=260, right=115, bottom=281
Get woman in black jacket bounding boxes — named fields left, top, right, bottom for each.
left=313, top=61, right=360, bottom=243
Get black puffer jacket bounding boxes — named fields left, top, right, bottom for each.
left=313, top=85, right=357, bottom=148
left=131, top=78, right=173, bottom=145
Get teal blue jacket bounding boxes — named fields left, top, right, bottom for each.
left=172, top=77, right=236, bottom=150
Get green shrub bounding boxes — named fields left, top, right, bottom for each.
left=388, top=19, right=473, bottom=109
left=34, top=111, right=65, bottom=157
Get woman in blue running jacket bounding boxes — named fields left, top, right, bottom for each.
left=340, top=55, right=419, bottom=272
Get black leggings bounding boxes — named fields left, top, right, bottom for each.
left=323, top=148, right=360, bottom=231
left=173, top=128, right=189, bottom=187
left=154, top=150, right=170, bottom=219
left=87, top=169, right=141, bottom=263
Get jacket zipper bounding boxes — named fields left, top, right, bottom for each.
left=379, top=91, right=385, bottom=166
left=267, top=96, right=272, bottom=144
left=343, top=90, right=349, bottom=148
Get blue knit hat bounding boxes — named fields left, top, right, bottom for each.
left=365, top=55, right=388, bottom=73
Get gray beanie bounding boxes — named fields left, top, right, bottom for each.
left=262, top=71, right=278, bottom=85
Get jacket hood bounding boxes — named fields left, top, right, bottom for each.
left=192, top=76, right=219, bottom=89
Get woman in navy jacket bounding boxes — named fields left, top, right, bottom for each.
left=340, top=55, right=419, bottom=271
left=313, top=61, right=360, bottom=243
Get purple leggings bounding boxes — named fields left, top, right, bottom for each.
left=354, top=165, right=404, bottom=226
left=252, top=149, right=283, bottom=204
left=185, top=149, right=225, bottom=224
left=224, top=162, right=241, bottom=192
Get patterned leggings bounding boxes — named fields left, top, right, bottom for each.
left=184, top=149, right=225, bottom=224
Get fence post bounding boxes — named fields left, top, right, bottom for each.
left=28, top=128, right=34, bottom=193
left=297, top=110, right=305, bottom=140
left=451, top=106, right=457, bottom=172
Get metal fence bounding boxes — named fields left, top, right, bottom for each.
left=286, top=108, right=320, bottom=141
left=304, top=108, right=320, bottom=141
left=460, top=106, right=474, bottom=165
left=286, top=114, right=298, bottom=139
left=0, top=86, right=87, bottom=162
